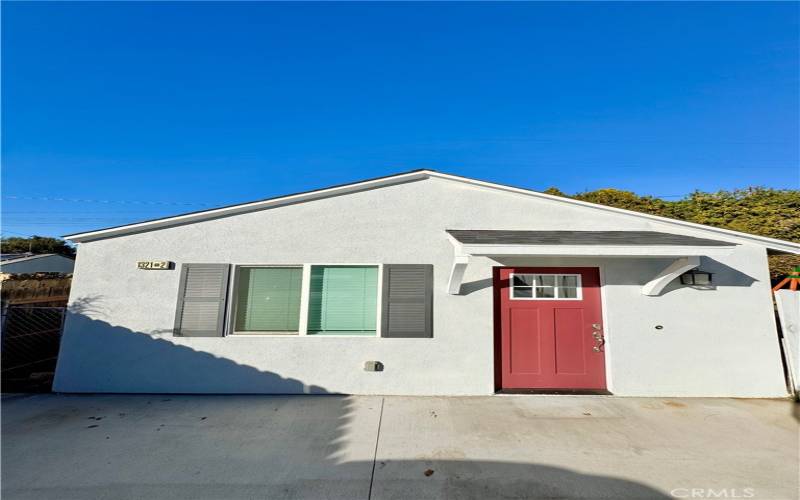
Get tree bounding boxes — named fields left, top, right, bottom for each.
left=573, top=188, right=675, bottom=218
left=0, top=236, right=76, bottom=257
left=546, top=187, right=800, bottom=279
left=671, top=188, right=800, bottom=243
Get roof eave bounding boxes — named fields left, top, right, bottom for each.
left=431, top=172, right=800, bottom=254
left=62, top=169, right=800, bottom=254
left=458, top=243, right=737, bottom=257
left=64, top=170, right=435, bottom=242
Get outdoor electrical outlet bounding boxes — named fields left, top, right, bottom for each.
left=364, top=361, right=384, bottom=372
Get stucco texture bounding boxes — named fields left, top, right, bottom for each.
left=53, top=177, right=787, bottom=397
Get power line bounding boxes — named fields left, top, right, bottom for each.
left=3, top=222, right=114, bottom=226
left=0, top=229, right=34, bottom=237
left=2, top=210, right=175, bottom=214
left=3, top=217, right=156, bottom=221
left=3, top=195, right=221, bottom=207
left=3, top=191, right=696, bottom=207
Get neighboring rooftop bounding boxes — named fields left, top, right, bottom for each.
left=446, top=230, right=737, bottom=247
left=1, top=253, right=34, bottom=261
left=0, top=253, right=74, bottom=264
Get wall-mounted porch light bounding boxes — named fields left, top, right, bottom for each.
left=680, top=270, right=713, bottom=286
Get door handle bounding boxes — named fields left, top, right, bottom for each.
left=592, top=331, right=605, bottom=352
left=592, top=323, right=602, bottom=331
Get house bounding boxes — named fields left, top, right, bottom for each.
left=53, top=170, right=800, bottom=396
left=0, top=253, right=75, bottom=274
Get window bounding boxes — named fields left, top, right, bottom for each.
left=233, top=267, right=302, bottom=333
left=307, top=266, right=378, bottom=336
left=511, top=273, right=582, bottom=300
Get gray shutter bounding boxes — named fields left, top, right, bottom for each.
left=173, top=264, right=230, bottom=337
left=381, top=264, right=433, bottom=338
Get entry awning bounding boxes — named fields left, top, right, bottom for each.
left=445, top=230, right=738, bottom=297
left=446, top=230, right=736, bottom=256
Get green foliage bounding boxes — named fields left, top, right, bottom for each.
left=547, top=186, right=800, bottom=279
left=0, top=236, right=76, bottom=257
left=770, top=255, right=800, bottom=280
left=573, top=189, right=676, bottom=219
left=542, top=187, right=567, bottom=197
left=671, top=188, right=800, bottom=243
left=550, top=186, right=800, bottom=243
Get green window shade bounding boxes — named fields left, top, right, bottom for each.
left=234, top=267, right=302, bottom=332
left=308, top=266, right=378, bottom=335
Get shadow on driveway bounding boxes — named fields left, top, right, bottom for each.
left=3, top=312, right=673, bottom=499
left=1, top=394, right=671, bottom=500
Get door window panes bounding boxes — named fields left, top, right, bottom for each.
left=510, top=273, right=583, bottom=300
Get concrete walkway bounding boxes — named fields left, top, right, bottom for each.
left=1, top=394, right=797, bottom=499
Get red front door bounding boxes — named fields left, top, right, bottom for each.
left=496, top=267, right=607, bottom=390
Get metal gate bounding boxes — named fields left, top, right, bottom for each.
left=1, top=305, right=67, bottom=392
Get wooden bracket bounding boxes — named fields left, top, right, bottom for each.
left=642, top=256, right=700, bottom=296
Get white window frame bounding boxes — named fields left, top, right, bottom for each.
left=227, top=263, right=383, bottom=338
left=228, top=265, right=305, bottom=336
left=509, top=273, right=583, bottom=301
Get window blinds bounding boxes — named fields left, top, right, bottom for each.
left=234, top=267, right=302, bottom=332
left=307, top=266, right=378, bottom=335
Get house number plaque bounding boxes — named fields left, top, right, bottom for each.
left=137, top=260, right=172, bottom=270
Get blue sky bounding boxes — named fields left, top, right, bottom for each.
left=2, top=2, right=798, bottom=238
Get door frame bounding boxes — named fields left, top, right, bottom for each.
left=492, top=264, right=614, bottom=393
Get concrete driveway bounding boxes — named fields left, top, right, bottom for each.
left=2, top=394, right=797, bottom=500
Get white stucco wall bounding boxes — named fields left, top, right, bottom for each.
left=53, top=177, right=788, bottom=397
left=775, top=290, right=800, bottom=395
